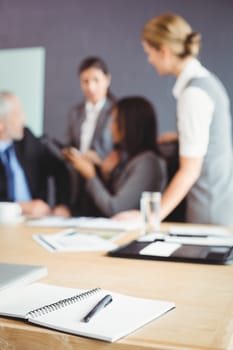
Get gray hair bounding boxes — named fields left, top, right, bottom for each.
left=0, top=92, right=13, bottom=119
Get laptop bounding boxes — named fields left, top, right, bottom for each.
left=0, top=263, right=48, bottom=291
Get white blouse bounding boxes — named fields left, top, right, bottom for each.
left=173, top=58, right=214, bottom=157
left=80, top=98, right=106, bottom=153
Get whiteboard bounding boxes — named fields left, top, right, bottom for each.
left=0, top=47, right=45, bottom=136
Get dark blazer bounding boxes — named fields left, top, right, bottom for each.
left=84, top=151, right=166, bottom=217
left=0, top=128, right=70, bottom=205
left=66, top=98, right=114, bottom=158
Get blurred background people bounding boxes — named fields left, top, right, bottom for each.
left=116, top=13, right=233, bottom=225
left=0, top=92, right=71, bottom=218
left=63, top=96, right=166, bottom=217
left=64, top=56, right=116, bottom=212
left=66, top=56, right=115, bottom=161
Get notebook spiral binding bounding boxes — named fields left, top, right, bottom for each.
left=27, top=287, right=101, bottom=319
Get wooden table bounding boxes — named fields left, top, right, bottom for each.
left=0, top=222, right=233, bottom=350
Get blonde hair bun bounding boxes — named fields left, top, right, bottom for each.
left=142, top=13, right=201, bottom=58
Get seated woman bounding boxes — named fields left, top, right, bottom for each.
left=64, top=96, right=166, bottom=217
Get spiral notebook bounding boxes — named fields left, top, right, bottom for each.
left=0, top=282, right=175, bottom=342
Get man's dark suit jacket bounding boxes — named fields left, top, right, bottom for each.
left=0, top=128, right=70, bottom=205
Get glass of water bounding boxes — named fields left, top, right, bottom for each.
left=140, top=192, right=161, bottom=234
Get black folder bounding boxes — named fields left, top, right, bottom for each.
left=108, top=239, right=233, bottom=265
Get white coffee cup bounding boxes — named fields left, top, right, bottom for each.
left=0, top=202, right=22, bottom=224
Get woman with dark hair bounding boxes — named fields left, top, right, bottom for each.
left=64, top=56, right=116, bottom=213
left=63, top=96, right=166, bottom=217
left=66, top=56, right=115, bottom=161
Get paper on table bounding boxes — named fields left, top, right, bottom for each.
left=0, top=283, right=76, bottom=318
left=33, top=230, right=117, bottom=252
left=28, top=216, right=139, bottom=231
left=137, top=232, right=233, bottom=246
left=165, top=236, right=233, bottom=246
left=140, top=241, right=181, bottom=257
left=137, top=232, right=165, bottom=242
left=168, top=225, right=233, bottom=237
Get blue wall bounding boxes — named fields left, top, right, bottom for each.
left=0, top=0, right=232, bottom=140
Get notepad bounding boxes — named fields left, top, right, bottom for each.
left=33, top=229, right=118, bottom=252
left=0, top=263, right=47, bottom=291
left=0, top=282, right=175, bottom=342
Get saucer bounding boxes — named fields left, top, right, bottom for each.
left=0, top=215, right=25, bottom=225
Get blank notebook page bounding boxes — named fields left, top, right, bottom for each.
left=28, top=289, right=174, bottom=342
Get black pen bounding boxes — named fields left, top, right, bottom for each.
left=83, top=294, right=113, bottom=323
left=168, top=233, right=208, bottom=238
left=37, top=235, right=57, bottom=251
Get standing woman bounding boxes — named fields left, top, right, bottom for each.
left=142, top=13, right=233, bottom=225
left=65, top=57, right=115, bottom=213
left=66, top=56, right=115, bottom=161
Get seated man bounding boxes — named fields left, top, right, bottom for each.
left=0, top=91, right=70, bottom=218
